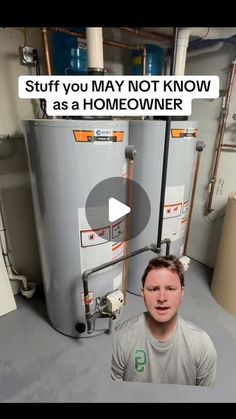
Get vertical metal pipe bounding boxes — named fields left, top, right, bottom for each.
left=157, top=28, right=179, bottom=249
left=41, top=27, right=52, bottom=75
left=123, top=160, right=134, bottom=303
left=207, top=58, right=236, bottom=213
left=184, top=149, right=202, bottom=254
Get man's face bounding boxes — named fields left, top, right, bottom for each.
left=141, top=268, right=184, bottom=324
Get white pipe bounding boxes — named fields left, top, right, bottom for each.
left=175, top=28, right=190, bottom=75
left=9, top=274, right=28, bottom=290
left=0, top=198, right=36, bottom=298
left=9, top=273, right=36, bottom=298
left=189, top=27, right=236, bottom=39
left=188, top=41, right=224, bottom=58
left=174, top=27, right=233, bottom=75
left=0, top=250, right=16, bottom=315
left=86, top=27, right=104, bottom=71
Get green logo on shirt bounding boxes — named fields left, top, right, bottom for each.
left=135, top=349, right=147, bottom=372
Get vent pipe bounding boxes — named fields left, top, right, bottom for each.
left=86, top=27, right=104, bottom=75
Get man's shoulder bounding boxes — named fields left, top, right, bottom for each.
left=179, top=316, right=214, bottom=347
left=115, top=312, right=145, bottom=334
left=180, top=316, right=206, bottom=336
left=179, top=316, right=217, bottom=367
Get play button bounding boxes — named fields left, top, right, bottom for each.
left=85, top=177, right=151, bottom=244
left=109, top=198, right=130, bottom=222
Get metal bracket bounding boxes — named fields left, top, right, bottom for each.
left=19, top=45, right=37, bottom=66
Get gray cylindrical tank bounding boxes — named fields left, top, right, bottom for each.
left=128, top=120, right=198, bottom=295
left=24, top=119, right=129, bottom=337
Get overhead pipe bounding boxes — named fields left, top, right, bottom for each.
left=156, top=27, right=179, bottom=251
left=119, top=27, right=172, bottom=43
left=49, top=27, right=134, bottom=50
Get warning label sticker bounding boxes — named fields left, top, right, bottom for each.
left=80, top=226, right=110, bottom=247
left=163, top=203, right=182, bottom=219
left=73, top=130, right=124, bottom=143
left=171, top=128, right=198, bottom=139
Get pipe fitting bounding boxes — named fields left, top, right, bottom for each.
left=125, top=145, right=137, bottom=160
left=20, top=281, right=36, bottom=299
left=196, top=141, right=205, bottom=152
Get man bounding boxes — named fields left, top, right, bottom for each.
left=111, top=255, right=217, bottom=385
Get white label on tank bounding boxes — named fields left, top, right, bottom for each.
left=81, top=226, right=110, bottom=247
left=112, top=219, right=126, bottom=240
left=113, top=272, right=123, bottom=290
left=80, top=242, right=112, bottom=272
left=163, top=203, right=182, bottom=218
left=162, top=186, right=185, bottom=242
left=164, top=185, right=185, bottom=206
left=78, top=208, right=112, bottom=272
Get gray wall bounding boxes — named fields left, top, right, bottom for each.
left=0, top=28, right=46, bottom=284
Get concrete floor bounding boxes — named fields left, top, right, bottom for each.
left=1, top=258, right=236, bottom=402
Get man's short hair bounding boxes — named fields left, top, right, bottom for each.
left=141, top=255, right=185, bottom=287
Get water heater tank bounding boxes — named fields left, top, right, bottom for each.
left=128, top=120, right=198, bottom=295
left=24, top=120, right=129, bottom=337
left=132, top=44, right=164, bottom=75
left=51, top=29, right=88, bottom=75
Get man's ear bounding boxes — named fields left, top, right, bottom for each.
left=141, top=288, right=144, bottom=297
left=181, top=286, right=185, bottom=301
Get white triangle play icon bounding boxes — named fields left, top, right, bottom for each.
left=108, top=198, right=131, bottom=222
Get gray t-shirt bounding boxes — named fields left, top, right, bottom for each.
left=111, top=313, right=217, bottom=386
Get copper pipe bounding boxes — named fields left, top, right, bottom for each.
left=103, top=39, right=134, bottom=50
left=184, top=150, right=202, bottom=254
left=123, top=160, right=134, bottom=304
left=119, top=27, right=172, bottom=43
left=207, top=59, right=236, bottom=213
left=49, top=27, right=134, bottom=50
left=50, top=27, right=85, bottom=39
left=41, top=27, right=52, bottom=75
